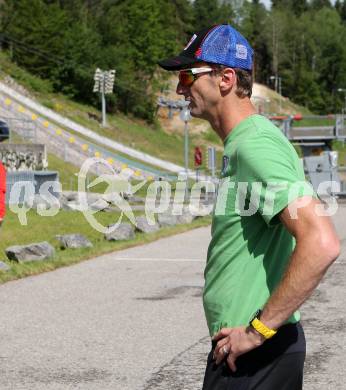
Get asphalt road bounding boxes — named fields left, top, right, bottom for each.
left=1, top=204, right=346, bottom=390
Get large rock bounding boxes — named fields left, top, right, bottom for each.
left=129, top=205, right=146, bottom=212
left=157, top=212, right=178, bottom=227
left=176, top=207, right=198, bottom=224
left=86, top=192, right=107, bottom=204
left=177, top=212, right=195, bottom=225
left=104, top=223, right=135, bottom=241
left=89, top=198, right=109, bottom=211
left=127, top=195, right=145, bottom=204
left=101, top=204, right=121, bottom=212
left=157, top=207, right=198, bottom=227
left=59, top=191, right=110, bottom=212
left=135, top=216, right=160, bottom=234
left=60, top=191, right=79, bottom=202
left=29, top=194, right=60, bottom=210
left=0, top=261, right=11, bottom=272
left=55, top=234, right=93, bottom=249
left=6, top=242, right=55, bottom=263
left=188, top=203, right=211, bottom=217
left=60, top=201, right=87, bottom=211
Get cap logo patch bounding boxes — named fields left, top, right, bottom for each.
left=236, top=44, right=247, bottom=60
left=184, top=34, right=197, bottom=50
left=195, top=48, right=202, bottom=57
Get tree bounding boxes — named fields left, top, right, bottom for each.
left=0, top=0, right=189, bottom=120
left=238, top=1, right=271, bottom=83
left=310, top=0, right=332, bottom=11
left=1, top=0, right=345, bottom=119
left=277, top=7, right=346, bottom=113
left=171, top=0, right=195, bottom=37
left=1, top=0, right=103, bottom=100
left=193, top=0, right=234, bottom=31
left=1, top=0, right=66, bottom=71
left=308, top=8, right=346, bottom=112
left=272, top=0, right=309, bottom=16
left=97, top=0, right=185, bottom=120
left=335, top=0, right=346, bottom=22
left=278, top=11, right=321, bottom=111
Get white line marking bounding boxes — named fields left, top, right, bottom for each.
left=111, top=258, right=345, bottom=264
left=112, top=257, right=205, bottom=262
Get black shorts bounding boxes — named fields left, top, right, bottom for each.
left=202, top=322, right=306, bottom=390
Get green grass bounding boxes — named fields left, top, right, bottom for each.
left=0, top=208, right=211, bottom=284
left=0, top=53, right=53, bottom=95
left=292, top=118, right=336, bottom=127
left=332, top=140, right=346, bottom=166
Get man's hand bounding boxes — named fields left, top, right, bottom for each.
left=212, top=326, right=265, bottom=372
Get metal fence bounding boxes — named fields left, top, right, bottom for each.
left=6, top=170, right=59, bottom=204
left=0, top=116, right=37, bottom=143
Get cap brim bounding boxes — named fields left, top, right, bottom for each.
left=158, top=55, right=199, bottom=71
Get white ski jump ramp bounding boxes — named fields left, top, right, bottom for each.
left=0, top=81, right=195, bottom=176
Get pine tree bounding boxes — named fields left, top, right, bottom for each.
left=238, top=1, right=271, bottom=83
left=272, top=0, right=309, bottom=16
left=2, top=0, right=69, bottom=76
left=96, top=0, right=185, bottom=120
left=335, top=0, right=346, bottom=22
left=310, top=0, right=332, bottom=11
left=193, top=0, right=234, bottom=31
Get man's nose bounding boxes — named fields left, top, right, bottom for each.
left=176, top=82, right=185, bottom=95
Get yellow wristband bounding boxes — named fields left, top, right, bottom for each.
left=250, top=318, right=277, bottom=339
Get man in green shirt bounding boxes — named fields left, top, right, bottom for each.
left=158, top=24, right=340, bottom=389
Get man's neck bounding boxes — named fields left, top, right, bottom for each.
left=209, top=97, right=257, bottom=142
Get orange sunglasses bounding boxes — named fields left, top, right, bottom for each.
left=178, top=67, right=213, bottom=87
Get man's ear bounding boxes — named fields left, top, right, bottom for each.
left=219, top=68, right=236, bottom=93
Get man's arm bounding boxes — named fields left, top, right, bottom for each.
left=213, top=196, right=340, bottom=371
left=259, top=196, right=340, bottom=330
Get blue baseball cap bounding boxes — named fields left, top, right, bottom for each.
left=158, top=24, right=253, bottom=71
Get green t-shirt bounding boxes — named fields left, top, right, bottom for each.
left=203, top=114, right=315, bottom=337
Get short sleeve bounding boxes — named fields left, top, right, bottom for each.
left=235, top=133, right=315, bottom=226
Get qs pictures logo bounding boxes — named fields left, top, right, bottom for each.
left=78, top=158, right=147, bottom=234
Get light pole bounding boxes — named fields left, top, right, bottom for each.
left=93, top=68, right=116, bottom=127
left=270, top=74, right=282, bottom=113
left=266, top=98, right=271, bottom=115
left=337, top=88, right=346, bottom=116
left=179, top=102, right=191, bottom=179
